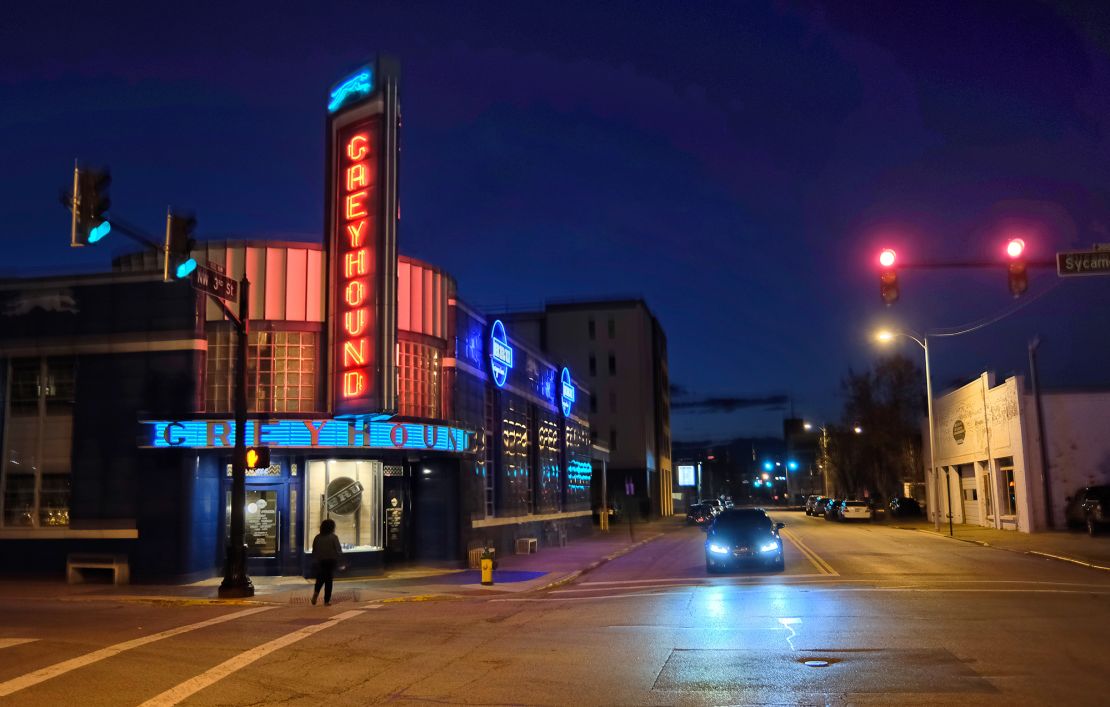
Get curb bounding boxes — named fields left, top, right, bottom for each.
left=902, top=527, right=1110, bottom=573
left=531, top=531, right=667, bottom=593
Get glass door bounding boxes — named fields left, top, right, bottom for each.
left=226, top=483, right=287, bottom=575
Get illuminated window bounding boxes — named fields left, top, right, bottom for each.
left=499, top=396, right=531, bottom=516
left=206, top=326, right=320, bottom=413
left=1, top=358, right=74, bottom=528
left=305, top=459, right=383, bottom=552
left=396, top=340, right=442, bottom=419
left=998, top=457, right=1016, bottom=515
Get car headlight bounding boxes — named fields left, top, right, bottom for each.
left=759, top=541, right=779, bottom=553
left=708, top=543, right=730, bottom=555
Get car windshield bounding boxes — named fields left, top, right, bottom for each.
left=713, top=511, right=771, bottom=532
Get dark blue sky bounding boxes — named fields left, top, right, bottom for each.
left=4, top=1, right=1110, bottom=440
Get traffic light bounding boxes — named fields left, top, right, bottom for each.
left=68, top=167, right=111, bottom=247
left=879, top=248, right=899, bottom=305
left=244, top=446, right=271, bottom=470
left=164, top=211, right=198, bottom=281
left=1005, top=238, right=1027, bottom=297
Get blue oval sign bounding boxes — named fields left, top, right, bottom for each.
left=490, top=320, right=513, bottom=388
left=560, top=367, right=575, bottom=416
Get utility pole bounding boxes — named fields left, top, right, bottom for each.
left=1028, top=336, right=1053, bottom=529
left=219, top=276, right=253, bottom=598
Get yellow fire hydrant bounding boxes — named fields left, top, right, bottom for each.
left=480, top=547, right=495, bottom=586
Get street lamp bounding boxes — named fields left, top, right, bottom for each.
left=874, top=328, right=949, bottom=535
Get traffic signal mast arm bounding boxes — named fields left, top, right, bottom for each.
left=890, top=259, right=1055, bottom=269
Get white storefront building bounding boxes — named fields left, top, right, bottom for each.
left=925, top=372, right=1110, bottom=533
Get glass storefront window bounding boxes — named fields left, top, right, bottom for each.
left=397, top=340, right=441, bottom=419
left=305, top=460, right=383, bottom=553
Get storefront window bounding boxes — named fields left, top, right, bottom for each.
left=499, top=396, right=531, bottom=516
left=1, top=358, right=74, bottom=527
left=206, top=326, right=320, bottom=413
left=397, top=340, right=441, bottom=419
left=305, top=460, right=383, bottom=552
left=536, top=412, right=560, bottom=513
left=998, top=457, right=1016, bottom=515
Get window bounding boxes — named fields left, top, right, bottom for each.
left=206, top=327, right=319, bottom=413
left=396, top=340, right=441, bottom=418
left=609, top=390, right=617, bottom=413
left=607, top=318, right=615, bottom=338
left=608, top=353, right=616, bottom=375
left=589, top=394, right=598, bottom=414
left=305, top=460, right=383, bottom=552
left=999, top=457, right=1016, bottom=515
left=2, top=358, right=75, bottom=527
left=588, top=354, right=596, bottom=377
left=609, top=427, right=618, bottom=451
left=587, top=319, right=595, bottom=340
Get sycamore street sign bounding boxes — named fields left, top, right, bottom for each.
left=1056, top=249, right=1110, bottom=278
left=192, top=264, right=238, bottom=301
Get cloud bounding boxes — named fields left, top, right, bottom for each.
left=672, top=394, right=789, bottom=414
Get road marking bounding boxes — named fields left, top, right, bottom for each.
left=0, top=639, right=37, bottom=650
left=493, top=591, right=692, bottom=602
left=780, top=528, right=838, bottom=576
left=138, top=609, right=364, bottom=706
left=576, top=573, right=836, bottom=586
left=0, top=606, right=273, bottom=699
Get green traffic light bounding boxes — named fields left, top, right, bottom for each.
left=175, top=258, right=197, bottom=279
left=88, top=221, right=111, bottom=243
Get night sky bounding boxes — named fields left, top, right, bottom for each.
left=4, top=1, right=1110, bottom=441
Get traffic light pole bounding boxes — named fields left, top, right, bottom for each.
left=219, top=275, right=253, bottom=598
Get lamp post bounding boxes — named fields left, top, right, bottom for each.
left=876, top=329, right=948, bottom=535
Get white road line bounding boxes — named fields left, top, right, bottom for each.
left=138, top=609, right=364, bottom=707
left=0, top=639, right=38, bottom=650
left=0, top=606, right=273, bottom=699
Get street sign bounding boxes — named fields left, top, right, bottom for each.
left=1056, top=250, right=1110, bottom=278
left=192, top=264, right=238, bottom=301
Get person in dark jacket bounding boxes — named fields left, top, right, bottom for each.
left=311, top=518, right=344, bottom=605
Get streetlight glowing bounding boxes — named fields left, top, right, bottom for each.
left=803, top=422, right=812, bottom=431
left=1006, top=238, right=1025, bottom=259
left=853, top=425, right=863, bottom=434
left=875, top=329, right=894, bottom=343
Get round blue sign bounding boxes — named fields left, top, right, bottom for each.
left=560, top=367, right=575, bottom=416
left=490, top=320, right=513, bottom=388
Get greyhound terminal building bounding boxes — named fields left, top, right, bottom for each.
left=0, top=60, right=594, bottom=580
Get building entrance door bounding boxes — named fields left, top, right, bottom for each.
left=226, top=482, right=289, bottom=576
left=959, top=465, right=980, bottom=526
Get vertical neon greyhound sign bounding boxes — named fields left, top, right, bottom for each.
left=327, top=58, right=400, bottom=416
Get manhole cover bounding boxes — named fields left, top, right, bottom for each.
left=804, top=660, right=829, bottom=667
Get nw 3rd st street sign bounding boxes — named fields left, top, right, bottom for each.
left=1056, top=249, right=1110, bottom=278
left=192, top=264, right=238, bottom=301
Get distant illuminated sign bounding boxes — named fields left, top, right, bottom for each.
left=677, top=465, right=696, bottom=487
left=490, top=320, right=513, bottom=387
left=141, top=418, right=473, bottom=452
left=328, top=68, right=373, bottom=113
left=560, top=367, right=575, bottom=416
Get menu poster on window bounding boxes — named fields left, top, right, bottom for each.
left=227, top=491, right=278, bottom=557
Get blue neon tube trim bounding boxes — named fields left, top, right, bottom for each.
left=328, top=69, right=373, bottom=113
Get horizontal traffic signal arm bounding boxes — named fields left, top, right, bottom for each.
left=891, top=259, right=1055, bottom=269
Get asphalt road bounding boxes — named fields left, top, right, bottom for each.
left=2, top=511, right=1109, bottom=706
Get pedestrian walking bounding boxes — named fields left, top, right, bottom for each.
left=311, top=518, right=344, bottom=605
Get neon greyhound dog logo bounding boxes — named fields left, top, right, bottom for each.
left=328, top=69, right=372, bottom=113
left=490, top=320, right=513, bottom=388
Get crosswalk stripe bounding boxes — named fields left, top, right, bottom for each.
left=0, top=606, right=273, bottom=699
left=139, top=609, right=365, bottom=706
left=0, top=639, right=38, bottom=650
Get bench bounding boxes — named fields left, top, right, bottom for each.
left=515, top=537, right=538, bottom=555
left=66, top=553, right=130, bottom=585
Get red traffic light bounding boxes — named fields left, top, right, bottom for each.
left=878, top=248, right=896, bottom=268
left=1005, top=238, right=1025, bottom=259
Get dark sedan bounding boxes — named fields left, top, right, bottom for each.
left=686, top=503, right=713, bottom=526
left=705, top=509, right=785, bottom=573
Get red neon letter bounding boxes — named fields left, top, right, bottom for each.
left=343, top=338, right=367, bottom=366
left=303, top=420, right=327, bottom=446
left=345, top=279, right=366, bottom=307
left=343, top=370, right=367, bottom=398
left=344, top=249, right=368, bottom=278
left=344, top=309, right=368, bottom=337
left=346, top=162, right=368, bottom=190
left=346, top=133, right=369, bottom=161
left=345, top=220, right=367, bottom=248
left=345, top=190, right=368, bottom=220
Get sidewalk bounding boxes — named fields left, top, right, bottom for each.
left=0, top=517, right=686, bottom=606
left=889, top=517, right=1110, bottom=572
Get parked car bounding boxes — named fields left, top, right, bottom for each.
left=838, top=500, right=873, bottom=522
left=823, top=498, right=842, bottom=520
left=1064, top=485, right=1110, bottom=536
left=889, top=497, right=922, bottom=517
left=805, top=495, right=823, bottom=515
left=686, top=503, right=713, bottom=526
left=704, top=508, right=785, bottom=573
